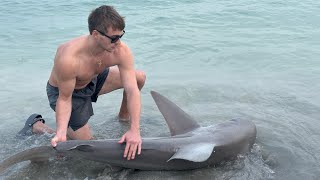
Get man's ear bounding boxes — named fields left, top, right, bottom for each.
left=91, top=30, right=99, bottom=38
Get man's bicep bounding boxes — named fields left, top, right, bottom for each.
left=55, top=57, right=77, bottom=99
left=55, top=69, right=76, bottom=99
left=119, top=62, right=137, bottom=92
left=118, top=46, right=137, bottom=91
left=57, top=78, right=76, bottom=99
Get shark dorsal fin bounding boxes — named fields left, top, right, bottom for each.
left=151, top=91, right=200, bottom=136
left=167, top=143, right=215, bottom=162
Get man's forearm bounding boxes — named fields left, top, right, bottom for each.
left=126, top=88, right=141, bottom=131
left=55, top=97, right=72, bottom=136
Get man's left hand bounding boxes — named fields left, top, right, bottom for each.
left=118, top=129, right=142, bottom=160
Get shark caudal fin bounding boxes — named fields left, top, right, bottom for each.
left=151, top=91, right=200, bottom=136
left=0, top=146, right=55, bottom=174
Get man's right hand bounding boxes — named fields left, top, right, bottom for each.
left=51, top=134, right=67, bottom=147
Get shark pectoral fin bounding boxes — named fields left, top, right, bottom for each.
left=167, top=143, right=215, bottom=162
left=67, top=145, right=94, bottom=152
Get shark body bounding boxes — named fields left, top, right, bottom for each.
left=0, top=91, right=256, bottom=172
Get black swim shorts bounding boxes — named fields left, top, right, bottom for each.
left=46, top=68, right=109, bottom=131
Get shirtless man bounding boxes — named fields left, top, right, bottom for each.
left=31, top=5, right=145, bottom=160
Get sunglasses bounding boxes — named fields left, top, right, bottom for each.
left=96, top=29, right=125, bottom=43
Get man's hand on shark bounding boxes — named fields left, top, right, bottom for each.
left=118, top=129, right=142, bottom=160
left=51, top=133, right=67, bottom=147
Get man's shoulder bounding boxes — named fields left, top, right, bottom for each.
left=56, top=36, right=87, bottom=61
left=55, top=45, right=75, bottom=64
left=54, top=45, right=80, bottom=71
left=113, top=42, right=134, bottom=69
left=115, top=42, right=131, bottom=58
left=57, top=35, right=87, bottom=56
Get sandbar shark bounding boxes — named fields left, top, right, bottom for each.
left=0, top=91, right=256, bottom=172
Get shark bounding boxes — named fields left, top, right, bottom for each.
left=0, top=91, right=256, bottom=173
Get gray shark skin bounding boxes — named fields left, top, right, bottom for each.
left=0, top=91, right=256, bottom=173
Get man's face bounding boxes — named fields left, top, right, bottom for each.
left=96, top=27, right=125, bottom=52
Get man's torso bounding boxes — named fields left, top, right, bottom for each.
left=48, top=35, right=122, bottom=90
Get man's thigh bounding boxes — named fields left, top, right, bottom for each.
left=67, top=123, right=92, bottom=140
left=98, top=66, right=123, bottom=95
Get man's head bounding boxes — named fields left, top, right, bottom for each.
left=88, top=5, right=125, bottom=35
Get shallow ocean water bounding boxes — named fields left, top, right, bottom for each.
left=0, top=0, right=319, bottom=179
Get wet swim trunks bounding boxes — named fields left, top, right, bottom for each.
left=46, top=68, right=109, bottom=131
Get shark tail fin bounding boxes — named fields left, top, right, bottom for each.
left=151, top=91, right=200, bottom=136
left=0, top=146, right=55, bottom=174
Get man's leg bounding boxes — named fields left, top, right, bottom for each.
left=32, top=122, right=93, bottom=140
left=36, top=82, right=95, bottom=139
left=118, top=71, right=146, bottom=120
left=67, top=123, right=93, bottom=140
left=98, top=66, right=146, bottom=121
left=32, top=122, right=55, bottom=134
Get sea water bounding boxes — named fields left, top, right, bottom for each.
left=0, top=0, right=319, bottom=179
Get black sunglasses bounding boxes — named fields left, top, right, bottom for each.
left=96, top=30, right=125, bottom=43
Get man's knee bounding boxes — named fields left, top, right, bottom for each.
left=136, top=70, right=146, bottom=88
